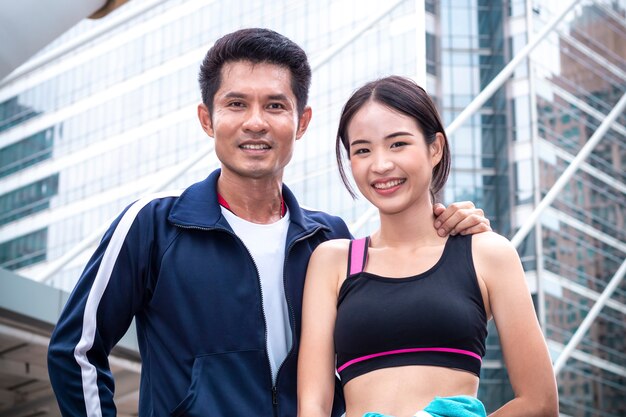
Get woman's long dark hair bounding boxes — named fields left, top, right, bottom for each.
left=335, top=76, right=451, bottom=201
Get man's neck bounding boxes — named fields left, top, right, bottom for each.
left=217, top=172, right=284, bottom=224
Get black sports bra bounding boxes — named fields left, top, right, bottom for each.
left=334, top=235, right=487, bottom=385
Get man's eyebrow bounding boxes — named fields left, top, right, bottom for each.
left=221, top=92, right=291, bottom=102
left=223, top=92, right=247, bottom=99
left=267, top=94, right=290, bottom=101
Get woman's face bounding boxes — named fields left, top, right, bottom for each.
left=347, top=100, right=442, bottom=214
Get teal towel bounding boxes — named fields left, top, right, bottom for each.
left=422, top=395, right=486, bottom=417
left=362, top=395, right=486, bottom=417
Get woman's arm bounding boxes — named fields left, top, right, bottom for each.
left=473, top=232, right=558, bottom=417
left=298, top=240, right=348, bottom=417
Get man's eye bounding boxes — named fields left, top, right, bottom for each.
left=228, top=102, right=245, bottom=107
left=268, top=103, right=285, bottom=109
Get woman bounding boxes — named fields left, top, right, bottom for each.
left=297, top=76, right=558, bottom=417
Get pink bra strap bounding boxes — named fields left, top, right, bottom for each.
left=348, top=237, right=369, bottom=276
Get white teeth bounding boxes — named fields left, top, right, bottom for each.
left=241, top=144, right=270, bottom=150
left=373, top=179, right=405, bottom=189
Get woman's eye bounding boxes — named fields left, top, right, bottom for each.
left=391, top=141, right=407, bottom=148
left=353, top=148, right=369, bottom=155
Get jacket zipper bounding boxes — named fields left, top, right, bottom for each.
left=248, top=247, right=277, bottom=416
left=173, top=224, right=275, bottom=401
left=174, top=222, right=328, bottom=416
left=272, top=227, right=326, bottom=413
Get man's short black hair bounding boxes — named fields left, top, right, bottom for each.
left=199, top=28, right=311, bottom=116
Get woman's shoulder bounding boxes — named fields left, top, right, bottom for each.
left=470, top=231, right=516, bottom=255
left=307, top=239, right=352, bottom=291
left=311, top=238, right=352, bottom=263
left=470, top=232, right=521, bottom=272
left=470, top=231, right=524, bottom=285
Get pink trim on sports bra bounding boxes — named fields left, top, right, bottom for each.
left=349, top=237, right=368, bottom=276
left=336, top=347, right=482, bottom=373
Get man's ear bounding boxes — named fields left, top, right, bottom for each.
left=295, top=106, right=313, bottom=140
left=430, top=132, right=445, bottom=166
left=197, top=103, right=214, bottom=137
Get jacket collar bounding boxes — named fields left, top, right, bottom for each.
left=168, top=168, right=327, bottom=234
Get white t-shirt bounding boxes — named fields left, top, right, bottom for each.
left=220, top=207, right=291, bottom=383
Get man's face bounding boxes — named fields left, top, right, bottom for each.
left=198, top=61, right=311, bottom=182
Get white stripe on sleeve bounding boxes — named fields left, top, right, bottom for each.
left=73, top=190, right=182, bottom=417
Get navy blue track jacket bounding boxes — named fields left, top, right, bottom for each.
left=48, top=169, right=350, bottom=417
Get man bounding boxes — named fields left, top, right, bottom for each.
left=48, top=28, right=490, bottom=417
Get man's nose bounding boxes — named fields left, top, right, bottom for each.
left=242, top=105, right=269, bottom=132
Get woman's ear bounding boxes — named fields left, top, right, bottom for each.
left=430, top=132, right=445, bottom=167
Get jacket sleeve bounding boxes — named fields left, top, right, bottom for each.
left=47, top=201, right=156, bottom=417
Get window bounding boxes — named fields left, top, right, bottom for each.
left=426, top=32, right=437, bottom=75
left=0, top=229, right=48, bottom=270
left=0, top=175, right=59, bottom=226
left=0, top=128, right=54, bottom=177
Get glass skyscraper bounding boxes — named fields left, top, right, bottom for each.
left=0, top=0, right=624, bottom=415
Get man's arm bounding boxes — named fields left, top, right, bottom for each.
left=433, top=201, right=491, bottom=236
left=48, top=204, right=152, bottom=416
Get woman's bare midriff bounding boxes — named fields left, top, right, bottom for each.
left=343, top=365, right=479, bottom=417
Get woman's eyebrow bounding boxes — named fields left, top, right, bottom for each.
left=385, top=131, right=414, bottom=139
